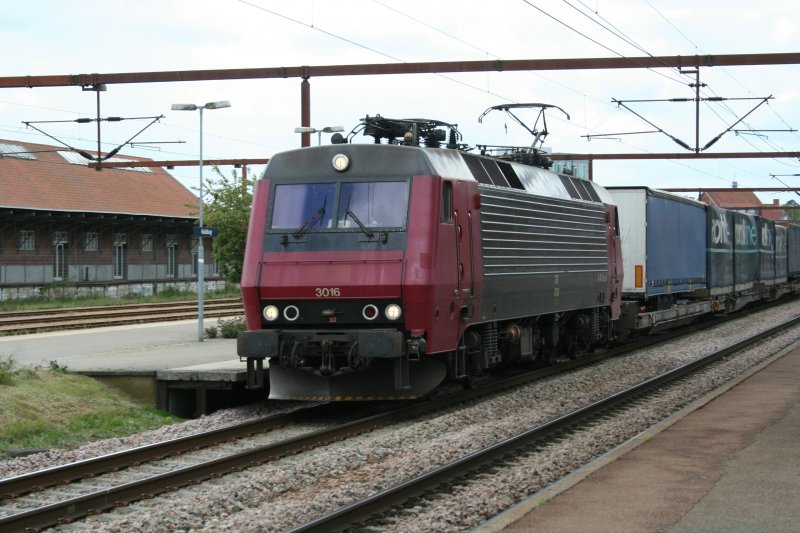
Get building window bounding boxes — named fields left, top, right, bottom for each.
left=113, top=244, right=127, bottom=279
left=53, top=231, right=68, bottom=245
left=54, top=243, right=67, bottom=280
left=191, top=237, right=199, bottom=277
left=113, top=233, right=127, bottom=279
left=141, top=233, right=153, bottom=252
left=51, top=231, right=69, bottom=281
left=19, top=230, right=35, bottom=251
left=166, top=234, right=178, bottom=278
left=84, top=232, right=99, bottom=251
left=0, top=143, right=36, bottom=160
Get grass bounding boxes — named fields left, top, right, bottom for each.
left=0, top=286, right=240, bottom=313
left=0, top=288, right=237, bottom=456
left=0, top=357, right=180, bottom=458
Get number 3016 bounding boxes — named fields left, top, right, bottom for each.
left=315, top=287, right=341, bottom=297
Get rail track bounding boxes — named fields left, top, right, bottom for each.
left=0, top=298, right=243, bottom=335
left=0, top=334, right=660, bottom=532
left=292, top=315, right=800, bottom=532
left=0, top=304, right=795, bottom=531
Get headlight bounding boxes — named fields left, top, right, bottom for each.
left=284, top=305, right=300, bottom=321
left=362, top=304, right=379, bottom=320
left=332, top=153, right=350, bottom=172
left=263, top=305, right=279, bottom=321
left=385, top=304, right=402, bottom=320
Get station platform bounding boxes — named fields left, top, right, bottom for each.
left=479, top=341, right=800, bottom=533
left=0, top=319, right=265, bottom=417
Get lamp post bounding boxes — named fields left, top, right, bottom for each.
left=171, top=100, right=231, bottom=342
left=294, top=125, right=344, bottom=146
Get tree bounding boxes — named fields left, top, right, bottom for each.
left=784, top=199, right=800, bottom=223
left=202, top=166, right=254, bottom=284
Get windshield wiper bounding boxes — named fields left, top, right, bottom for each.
left=343, top=195, right=373, bottom=238
left=293, top=196, right=327, bottom=238
left=346, top=207, right=374, bottom=238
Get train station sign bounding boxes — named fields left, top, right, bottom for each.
left=193, top=226, right=219, bottom=237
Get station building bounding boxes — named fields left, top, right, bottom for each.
left=0, top=139, right=223, bottom=301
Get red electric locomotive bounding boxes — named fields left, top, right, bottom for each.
left=238, top=114, right=623, bottom=400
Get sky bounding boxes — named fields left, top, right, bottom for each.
left=1, top=0, right=798, bottom=204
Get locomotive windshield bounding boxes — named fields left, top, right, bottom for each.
left=270, top=180, right=409, bottom=231
left=271, top=183, right=335, bottom=230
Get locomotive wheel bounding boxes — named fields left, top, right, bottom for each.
left=462, top=352, right=488, bottom=389
left=544, top=346, right=561, bottom=366
left=462, top=371, right=488, bottom=389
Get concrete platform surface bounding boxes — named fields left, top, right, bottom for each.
left=481, top=342, right=800, bottom=533
left=157, top=359, right=248, bottom=382
left=0, top=319, right=240, bottom=372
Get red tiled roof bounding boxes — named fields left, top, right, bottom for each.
left=698, top=190, right=789, bottom=222
left=760, top=209, right=790, bottom=222
left=0, top=139, right=197, bottom=219
left=699, top=190, right=762, bottom=208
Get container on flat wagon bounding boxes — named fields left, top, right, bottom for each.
left=706, top=205, right=734, bottom=296
left=606, top=187, right=706, bottom=300
left=756, top=216, right=776, bottom=285
left=732, top=211, right=758, bottom=292
left=774, top=224, right=788, bottom=284
left=787, top=225, right=800, bottom=279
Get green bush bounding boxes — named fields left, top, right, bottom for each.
left=157, top=286, right=185, bottom=298
left=49, top=360, right=69, bottom=373
left=0, top=357, right=15, bottom=386
left=218, top=316, right=246, bottom=338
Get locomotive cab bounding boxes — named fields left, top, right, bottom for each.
left=239, top=113, right=621, bottom=401
left=238, top=144, right=468, bottom=400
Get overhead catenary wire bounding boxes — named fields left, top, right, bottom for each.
left=229, top=0, right=785, bottom=187
left=515, top=1, right=779, bottom=184
left=644, top=0, right=800, bottom=150
left=520, top=0, right=689, bottom=86
left=368, top=0, right=747, bottom=185
left=371, top=0, right=743, bottom=187
left=3, top=0, right=792, bottom=191
left=236, top=0, right=516, bottom=104
left=563, top=0, right=799, bottom=178
left=564, top=0, right=698, bottom=86
left=568, top=2, right=797, bottom=179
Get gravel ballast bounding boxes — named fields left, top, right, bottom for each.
left=3, top=300, right=797, bottom=532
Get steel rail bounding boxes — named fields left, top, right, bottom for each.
left=290, top=316, right=800, bottom=532
left=0, top=303, right=790, bottom=531
left=0, top=402, right=336, bottom=499
left=0, top=302, right=242, bottom=323
left=0, top=307, right=243, bottom=329
left=0, top=299, right=243, bottom=334
left=0, top=350, right=634, bottom=532
left=0, top=298, right=240, bottom=318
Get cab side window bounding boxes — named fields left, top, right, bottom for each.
left=441, top=181, right=453, bottom=224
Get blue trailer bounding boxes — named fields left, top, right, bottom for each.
left=607, top=187, right=707, bottom=305
left=775, top=224, right=788, bottom=284
left=706, top=205, right=735, bottom=296
left=756, top=217, right=776, bottom=286
left=732, top=211, right=758, bottom=293
left=788, top=225, right=800, bottom=278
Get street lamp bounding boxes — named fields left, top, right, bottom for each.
left=171, top=100, right=231, bottom=342
left=294, top=125, right=344, bottom=146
